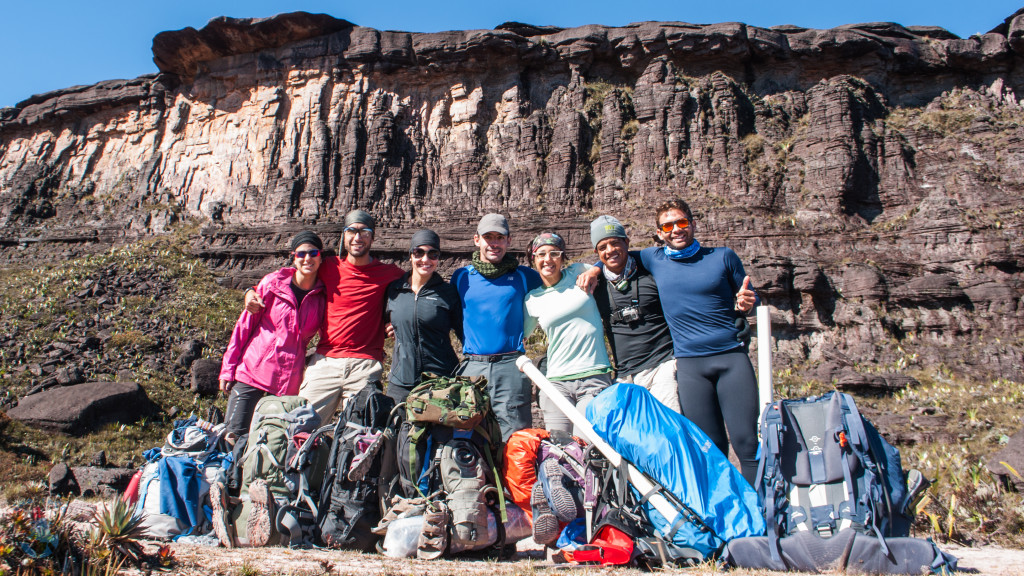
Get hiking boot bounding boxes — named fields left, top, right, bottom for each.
left=210, top=481, right=237, bottom=548
left=531, top=481, right=559, bottom=546
left=417, top=501, right=450, bottom=559
left=540, top=458, right=581, bottom=523
left=347, top=428, right=385, bottom=482
left=246, top=479, right=274, bottom=547
left=373, top=495, right=427, bottom=536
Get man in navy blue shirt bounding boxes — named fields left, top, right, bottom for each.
left=639, top=199, right=760, bottom=483
left=451, top=214, right=542, bottom=440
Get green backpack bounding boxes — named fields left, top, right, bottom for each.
left=405, top=373, right=489, bottom=429
left=231, top=396, right=328, bottom=544
left=396, top=375, right=508, bottom=555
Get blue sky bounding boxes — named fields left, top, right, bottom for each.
left=2, top=0, right=1022, bottom=109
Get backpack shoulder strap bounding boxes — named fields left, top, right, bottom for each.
left=838, top=392, right=892, bottom=557
left=760, top=400, right=786, bottom=565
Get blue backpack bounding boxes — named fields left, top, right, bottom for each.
left=586, top=383, right=765, bottom=563
left=725, top=391, right=956, bottom=573
left=758, top=391, right=912, bottom=544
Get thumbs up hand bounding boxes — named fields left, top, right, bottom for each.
left=735, top=276, right=756, bottom=313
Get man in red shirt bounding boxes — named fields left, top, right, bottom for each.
left=245, top=210, right=403, bottom=423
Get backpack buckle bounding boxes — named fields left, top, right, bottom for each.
left=816, top=523, right=834, bottom=538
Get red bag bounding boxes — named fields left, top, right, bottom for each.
left=574, top=524, right=635, bottom=565
left=502, top=428, right=550, bottom=521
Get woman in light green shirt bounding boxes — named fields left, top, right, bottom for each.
left=524, top=232, right=612, bottom=434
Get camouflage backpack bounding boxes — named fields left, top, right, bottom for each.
left=405, top=373, right=488, bottom=429
left=396, top=374, right=507, bottom=556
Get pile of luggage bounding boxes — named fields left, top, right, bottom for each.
left=123, top=368, right=958, bottom=574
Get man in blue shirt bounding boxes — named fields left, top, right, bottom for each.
left=639, top=198, right=760, bottom=483
left=451, top=214, right=542, bottom=440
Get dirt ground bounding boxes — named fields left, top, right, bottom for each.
left=143, top=539, right=1022, bottom=576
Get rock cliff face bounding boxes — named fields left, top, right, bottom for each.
left=1, top=11, right=1022, bottom=382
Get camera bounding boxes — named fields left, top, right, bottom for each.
left=615, top=304, right=641, bottom=323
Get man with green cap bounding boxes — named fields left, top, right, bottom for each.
left=245, top=209, right=403, bottom=423
left=585, top=215, right=680, bottom=412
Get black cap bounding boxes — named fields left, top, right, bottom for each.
left=410, top=229, right=441, bottom=251
left=290, top=231, right=324, bottom=252
left=344, top=209, right=375, bottom=229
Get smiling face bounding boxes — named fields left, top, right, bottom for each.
left=533, top=246, right=564, bottom=286
left=595, top=237, right=629, bottom=274
left=474, top=232, right=509, bottom=264
left=292, top=243, right=322, bottom=278
left=656, top=207, right=694, bottom=251
left=409, top=244, right=439, bottom=279
left=343, top=224, right=373, bottom=258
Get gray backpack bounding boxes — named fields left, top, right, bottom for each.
left=231, top=396, right=326, bottom=545
left=724, top=392, right=956, bottom=574
left=440, top=437, right=498, bottom=553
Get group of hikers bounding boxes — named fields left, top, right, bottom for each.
left=219, top=197, right=761, bottom=485
left=205, top=198, right=957, bottom=574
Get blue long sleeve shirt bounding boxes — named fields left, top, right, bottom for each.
left=451, top=264, right=542, bottom=355
left=640, top=246, right=757, bottom=358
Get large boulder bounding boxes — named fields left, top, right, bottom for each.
left=986, top=426, right=1024, bottom=492
left=190, top=358, right=221, bottom=395
left=7, top=381, right=153, bottom=435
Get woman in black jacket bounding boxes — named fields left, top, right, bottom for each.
left=384, top=229, right=464, bottom=402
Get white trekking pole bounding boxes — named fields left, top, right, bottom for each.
left=516, top=356, right=683, bottom=535
left=756, top=305, right=774, bottom=429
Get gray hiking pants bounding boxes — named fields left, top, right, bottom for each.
left=458, top=354, right=532, bottom=441
left=539, top=373, right=612, bottom=437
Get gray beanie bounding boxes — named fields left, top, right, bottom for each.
left=590, top=215, right=628, bottom=247
left=290, top=230, right=324, bottom=252
left=410, top=229, right=441, bottom=251
left=344, top=209, right=375, bottom=229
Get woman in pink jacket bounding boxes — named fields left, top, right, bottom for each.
left=219, top=231, right=326, bottom=444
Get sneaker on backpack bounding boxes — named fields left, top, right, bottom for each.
left=531, top=481, right=560, bottom=546
left=210, top=481, right=236, bottom=548
left=347, top=428, right=385, bottom=482
left=417, top=501, right=450, bottom=559
left=540, top=458, right=581, bottom=523
left=247, top=479, right=274, bottom=547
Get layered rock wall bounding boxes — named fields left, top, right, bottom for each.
left=1, top=11, right=1023, bottom=382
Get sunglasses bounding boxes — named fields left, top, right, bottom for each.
left=658, top=218, right=690, bottom=233
left=411, top=248, right=440, bottom=260
left=343, top=227, right=374, bottom=237
left=534, top=250, right=564, bottom=259
left=292, top=249, right=321, bottom=259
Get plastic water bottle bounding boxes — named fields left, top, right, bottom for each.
left=382, top=515, right=423, bottom=558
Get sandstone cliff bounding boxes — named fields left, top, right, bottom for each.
left=1, top=11, right=1022, bottom=383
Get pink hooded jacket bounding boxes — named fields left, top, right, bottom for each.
left=219, top=267, right=325, bottom=396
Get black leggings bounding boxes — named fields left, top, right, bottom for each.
left=676, top=350, right=759, bottom=484
left=224, top=381, right=268, bottom=436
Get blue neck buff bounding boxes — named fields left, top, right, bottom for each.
left=664, top=239, right=701, bottom=260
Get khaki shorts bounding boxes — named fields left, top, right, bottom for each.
left=299, top=354, right=383, bottom=425
left=625, top=358, right=680, bottom=413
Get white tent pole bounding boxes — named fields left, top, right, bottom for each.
left=756, top=304, right=774, bottom=427
left=516, top=355, right=681, bottom=525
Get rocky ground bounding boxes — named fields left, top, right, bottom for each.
left=131, top=538, right=1021, bottom=576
